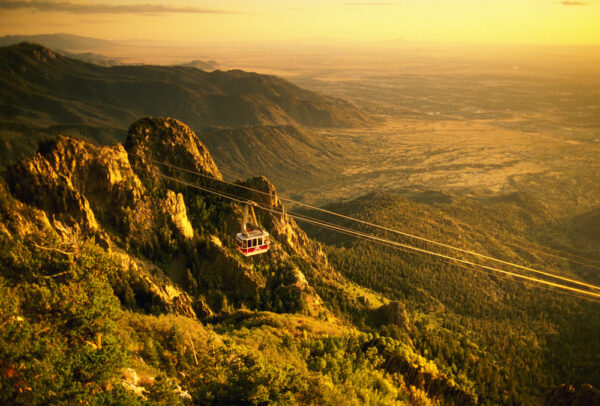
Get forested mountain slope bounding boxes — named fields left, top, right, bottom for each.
left=0, top=117, right=481, bottom=405
left=299, top=190, right=600, bottom=405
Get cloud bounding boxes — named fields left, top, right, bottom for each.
left=0, top=0, right=237, bottom=14
left=560, top=1, right=588, bottom=5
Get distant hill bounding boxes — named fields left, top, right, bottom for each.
left=59, top=50, right=124, bottom=67
left=198, top=125, right=345, bottom=190
left=0, top=33, right=114, bottom=50
left=0, top=42, right=372, bottom=172
left=0, top=34, right=124, bottom=66
left=178, top=59, right=219, bottom=70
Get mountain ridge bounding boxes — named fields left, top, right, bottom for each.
left=0, top=42, right=372, bottom=183
left=0, top=42, right=371, bottom=130
left=0, top=33, right=114, bottom=50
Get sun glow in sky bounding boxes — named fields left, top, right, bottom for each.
left=0, top=0, right=599, bottom=45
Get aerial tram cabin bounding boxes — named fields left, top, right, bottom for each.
left=236, top=202, right=270, bottom=257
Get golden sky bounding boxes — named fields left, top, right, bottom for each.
left=0, top=0, right=599, bottom=45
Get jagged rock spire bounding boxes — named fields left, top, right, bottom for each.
left=125, top=117, right=222, bottom=181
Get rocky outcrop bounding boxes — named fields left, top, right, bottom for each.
left=279, top=265, right=324, bottom=316
left=373, top=301, right=410, bottom=331
left=2, top=116, right=339, bottom=319
left=193, top=296, right=213, bottom=318
left=125, top=117, right=222, bottom=182
left=5, top=136, right=147, bottom=235
left=5, top=128, right=205, bottom=250
left=121, top=368, right=146, bottom=399
left=0, top=178, right=54, bottom=238
left=165, top=190, right=194, bottom=240
left=6, top=139, right=99, bottom=234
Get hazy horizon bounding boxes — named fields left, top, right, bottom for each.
left=4, top=32, right=600, bottom=79
left=1, top=0, right=599, bottom=46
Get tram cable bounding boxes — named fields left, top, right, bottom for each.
left=158, top=172, right=600, bottom=300
left=216, top=166, right=600, bottom=269
left=152, top=159, right=600, bottom=291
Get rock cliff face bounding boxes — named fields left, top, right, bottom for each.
left=2, top=116, right=333, bottom=319
left=125, top=117, right=222, bottom=181
left=165, top=190, right=194, bottom=240
left=7, top=136, right=143, bottom=247
left=0, top=178, right=53, bottom=238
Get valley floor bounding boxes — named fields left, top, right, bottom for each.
left=281, top=117, right=600, bottom=218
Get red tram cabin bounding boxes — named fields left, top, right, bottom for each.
left=236, top=202, right=270, bottom=257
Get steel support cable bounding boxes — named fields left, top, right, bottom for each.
left=338, top=232, right=600, bottom=303
left=288, top=215, right=600, bottom=303
left=160, top=173, right=600, bottom=300
left=504, top=241, right=600, bottom=272
left=152, top=158, right=600, bottom=268
left=280, top=208, right=600, bottom=292
left=288, top=209, right=600, bottom=289
left=280, top=212, right=600, bottom=300
left=152, top=159, right=600, bottom=290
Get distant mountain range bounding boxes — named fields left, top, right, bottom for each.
left=0, top=34, right=219, bottom=68
left=0, top=42, right=372, bottom=179
left=1, top=42, right=369, bottom=129
left=0, top=33, right=114, bottom=50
